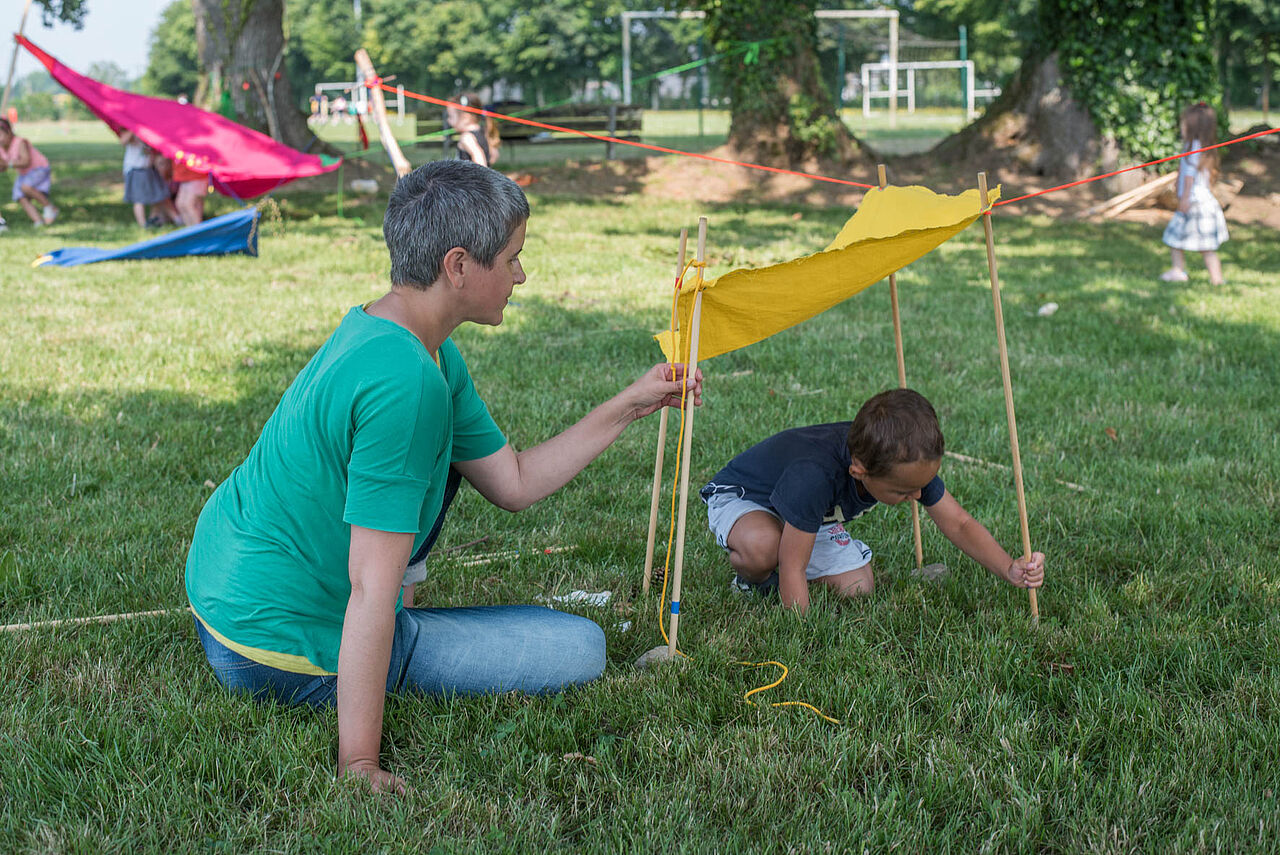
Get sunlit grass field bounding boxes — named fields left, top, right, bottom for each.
left=1, top=129, right=1278, bottom=852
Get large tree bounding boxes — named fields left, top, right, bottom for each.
left=192, top=0, right=313, bottom=149
left=932, top=0, right=1219, bottom=182
left=698, top=0, right=857, bottom=166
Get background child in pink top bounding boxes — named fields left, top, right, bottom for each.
left=0, top=118, right=57, bottom=228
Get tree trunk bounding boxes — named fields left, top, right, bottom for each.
left=1263, top=35, right=1272, bottom=124
left=703, top=0, right=859, bottom=167
left=191, top=0, right=315, bottom=151
left=930, top=53, right=1132, bottom=188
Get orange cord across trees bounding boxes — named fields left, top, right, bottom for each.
left=378, top=82, right=1279, bottom=208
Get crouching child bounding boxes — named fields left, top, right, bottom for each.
left=701, top=388, right=1044, bottom=612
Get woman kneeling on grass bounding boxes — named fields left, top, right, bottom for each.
left=185, top=160, right=701, bottom=794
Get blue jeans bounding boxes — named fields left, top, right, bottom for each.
left=194, top=606, right=606, bottom=708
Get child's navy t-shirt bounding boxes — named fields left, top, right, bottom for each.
left=700, top=422, right=945, bottom=533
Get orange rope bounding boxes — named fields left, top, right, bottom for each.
left=384, top=85, right=874, bottom=189
left=992, top=125, right=1280, bottom=207
left=386, top=83, right=1277, bottom=210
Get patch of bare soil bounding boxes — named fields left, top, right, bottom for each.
left=499, top=131, right=1279, bottom=230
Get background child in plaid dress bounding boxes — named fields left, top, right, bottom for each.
left=1159, top=102, right=1228, bottom=286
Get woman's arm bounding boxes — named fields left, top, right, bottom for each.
left=336, top=525, right=414, bottom=794
left=925, top=490, right=1044, bottom=587
left=455, top=363, right=701, bottom=512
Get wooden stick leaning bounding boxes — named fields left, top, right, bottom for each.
left=643, top=229, right=689, bottom=594
left=976, top=172, right=1039, bottom=622
left=353, top=48, right=412, bottom=177
left=1, top=0, right=34, bottom=114
left=1078, top=172, right=1176, bottom=220
left=877, top=164, right=924, bottom=570
left=667, top=217, right=707, bottom=657
left=1, top=607, right=189, bottom=633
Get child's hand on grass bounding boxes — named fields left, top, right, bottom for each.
left=1006, top=552, right=1045, bottom=588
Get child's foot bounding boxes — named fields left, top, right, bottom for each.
left=730, top=571, right=779, bottom=598
left=42, top=205, right=58, bottom=225
left=1159, top=268, right=1189, bottom=282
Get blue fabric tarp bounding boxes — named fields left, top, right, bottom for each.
left=34, top=207, right=260, bottom=268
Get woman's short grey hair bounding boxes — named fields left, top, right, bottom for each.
left=383, top=160, right=530, bottom=288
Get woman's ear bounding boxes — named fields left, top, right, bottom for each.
left=439, top=246, right=469, bottom=289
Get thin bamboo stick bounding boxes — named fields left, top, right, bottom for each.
left=977, top=172, right=1038, bottom=622
left=0, top=0, right=33, bottom=114
left=354, top=48, right=412, bottom=176
left=643, top=228, right=688, bottom=594
left=878, top=164, right=924, bottom=569
left=1, top=607, right=188, bottom=633
left=667, top=217, right=707, bottom=656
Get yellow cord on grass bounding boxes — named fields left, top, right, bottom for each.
left=654, top=261, right=839, bottom=725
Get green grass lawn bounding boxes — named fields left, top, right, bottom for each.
left=2, top=131, right=1279, bottom=852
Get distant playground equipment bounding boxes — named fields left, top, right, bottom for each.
left=621, top=9, right=993, bottom=127
left=859, top=60, right=1000, bottom=120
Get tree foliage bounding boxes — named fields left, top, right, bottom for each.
left=142, top=0, right=199, bottom=98
left=697, top=0, right=854, bottom=164
left=32, top=0, right=88, bottom=28
left=1041, top=0, right=1218, bottom=163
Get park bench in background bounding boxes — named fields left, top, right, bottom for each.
left=415, top=103, right=643, bottom=160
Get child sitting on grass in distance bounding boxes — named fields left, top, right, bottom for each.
left=700, top=388, right=1044, bottom=612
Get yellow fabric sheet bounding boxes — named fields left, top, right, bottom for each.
left=656, top=184, right=1000, bottom=364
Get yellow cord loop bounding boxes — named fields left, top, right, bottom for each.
left=735, top=660, right=841, bottom=724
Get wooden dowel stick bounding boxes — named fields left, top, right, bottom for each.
left=354, top=48, right=412, bottom=177
left=878, top=164, right=924, bottom=569
left=2, top=606, right=189, bottom=633
left=643, top=229, right=688, bottom=594
left=1, top=0, right=33, bottom=114
left=667, top=217, right=707, bottom=656
left=977, top=172, right=1038, bottom=622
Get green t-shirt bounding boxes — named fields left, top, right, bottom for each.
left=185, top=306, right=507, bottom=674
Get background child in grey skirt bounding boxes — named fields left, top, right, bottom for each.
left=119, top=129, right=180, bottom=228
left=1159, top=102, right=1228, bottom=286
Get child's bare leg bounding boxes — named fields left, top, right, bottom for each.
left=815, top=563, right=875, bottom=598
left=1169, top=248, right=1186, bottom=271
left=17, top=197, right=42, bottom=225
left=133, top=202, right=147, bottom=227
left=724, top=511, right=782, bottom=583
left=157, top=198, right=182, bottom=224
left=23, top=185, right=50, bottom=208
left=1202, top=250, right=1223, bottom=284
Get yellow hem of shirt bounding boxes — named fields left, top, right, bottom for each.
left=191, top=606, right=335, bottom=676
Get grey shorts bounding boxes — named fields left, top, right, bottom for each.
left=12, top=165, right=50, bottom=201
left=705, top=491, right=872, bottom=580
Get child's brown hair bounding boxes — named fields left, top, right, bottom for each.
left=846, top=388, right=944, bottom=476
left=1180, top=101, right=1219, bottom=180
